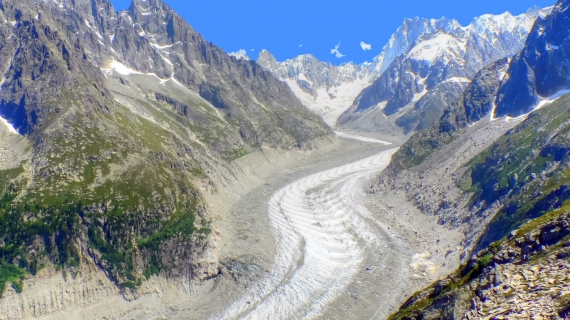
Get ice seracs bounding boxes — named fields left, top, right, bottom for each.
left=406, top=33, right=466, bottom=64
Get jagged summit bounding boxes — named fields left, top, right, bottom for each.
left=258, top=7, right=549, bottom=132
left=338, top=7, right=550, bottom=133
left=257, top=48, right=376, bottom=126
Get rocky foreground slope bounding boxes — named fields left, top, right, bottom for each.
left=0, top=0, right=331, bottom=302
left=392, top=206, right=570, bottom=319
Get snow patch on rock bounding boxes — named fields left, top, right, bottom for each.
left=407, top=34, right=466, bottom=63
left=0, top=115, right=19, bottom=135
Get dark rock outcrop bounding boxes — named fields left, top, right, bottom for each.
left=390, top=210, right=570, bottom=319
left=387, top=58, right=510, bottom=171
left=495, top=0, right=570, bottom=117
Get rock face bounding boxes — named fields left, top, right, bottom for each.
left=386, top=0, right=570, bottom=176
left=0, top=0, right=331, bottom=147
left=390, top=210, right=570, bottom=319
left=256, top=50, right=381, bottom=126
left=495, top=0, right=570, bottom=117
left=389, top=57, right=511, bottom=172
left=385, top=2, right=570, bottom=317
left=466, top=93, right=570, bottom=250
left=339, top=8, right=548, bottom=133
left=0, top=0, right=331, bottom=305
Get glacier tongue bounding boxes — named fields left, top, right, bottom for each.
left=216, top=145, right=397, bottom=320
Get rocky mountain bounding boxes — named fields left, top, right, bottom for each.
left=495, top=0, right=570, bottom=117
left=388, top=0, right=570, bottom=180
left=382, top=70, right=570, bottom=320
left=339, top=8, right=550, bottom=134
left=257, top=50, right=379, bottom=126
left=0, top=0, right=331, bottom=295
left=389, top=57, right=512, bottom=172
left=382, top=1, right=570, bottom=317
left=256, top=12, right=527, bottom=128
left=386, top=0, right=570, bottom=249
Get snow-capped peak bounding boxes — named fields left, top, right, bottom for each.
left=406, top=33, right=466, bottom=63
left=259, top=7, right=550, bottom=130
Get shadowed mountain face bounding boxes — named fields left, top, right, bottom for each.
left=387, top=0, right=570, bottom=178
left=386, top=0, right=570, bottom=238
left=495, top=0, right=570, bottom=117
left=388, top=57, right=511, bottom=172
left=0, top=0, right=331, bottom=291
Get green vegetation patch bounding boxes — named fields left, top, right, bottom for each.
left=221, top=147, right=249, bottom=162
left=0, top=175, right=206, bottom=294
left=462, top=94, right=570, bottom=248
left=0, top=260, right=26, bottom=297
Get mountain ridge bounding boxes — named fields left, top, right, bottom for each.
left=249, top=6, right=550, bottom=133
left=338, top=6, right=551, bottom=133
left=0, top=0, right=332, bottom=299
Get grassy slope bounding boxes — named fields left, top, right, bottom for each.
left=464, top=94, right=570, bottom=248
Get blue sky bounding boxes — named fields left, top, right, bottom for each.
left=110, top=0, right=556, bottom=65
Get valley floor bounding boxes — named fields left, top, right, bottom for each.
left=2, top=133, right=462, bottom=320
left=129, top=132, right=461, bottom=319
left=201, top=132, right=463, bottom=320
